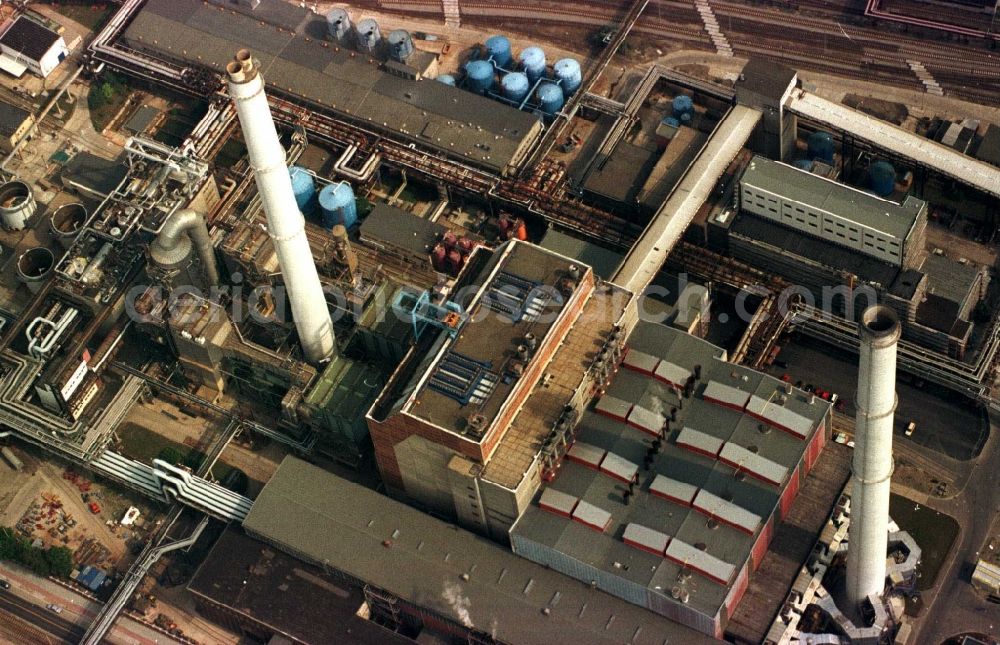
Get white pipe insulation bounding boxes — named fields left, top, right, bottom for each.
left=846, top=305, right=900, bottom=610
left=226, top=49, right=335, bottom=363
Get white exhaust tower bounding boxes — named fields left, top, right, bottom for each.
left=226, top=50, right=335, bottom=363
left=846, top=304, right=900, bottom=609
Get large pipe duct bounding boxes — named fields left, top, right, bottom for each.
left=226, top=49, right=335, bottom=363
left=846, top=305, right=900, bottom=611
left=150, top=208, right=220, bottom=286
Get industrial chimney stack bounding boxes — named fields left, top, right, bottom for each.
left=846, top=305, right=900, bottom=610
left=226, top=49, right=335, bottom=363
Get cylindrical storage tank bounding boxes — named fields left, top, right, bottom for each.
left=356, top=18, right=381, bottom=55
left=387, top=29, right=414, bottom=62
left=792, top=158, right=814, bottom=172
left=318, top=182, right=357, bottom=230
left=16, top=247, right=54, bottom=294
left=536, top=82, right=564, bottom=115
left=326, top=8, right=352, bottom=44
left=672, top=95, right=694, bottom=120
left=519, top=46, right=546, bottom=84
left=807, top=131, right=835, bottom=163
left=485, top=35, right=512, bottom=68
left=465, top=60, right=495, bottom=94
left=868, top=161, right=896, bottom=197
left=0, top=180, right=35, bottom=231
left=288, top=166, right=316, bottom=215
left=663, top=116, right=680, bottom=128
left=679, top=111, right=692, bottom=125
left=49, top=203, right=87, bottom=250
left=436, top=74, right=457, bottom=86
left=501, top=72, right=530, bottom=104
left=553, top=58, right=582, bottom=96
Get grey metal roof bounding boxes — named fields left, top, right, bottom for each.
left=243, top=457, right=713, bottom=645
left=539, top=228, right=624, bottom=281
left=359, top=202, right=446, bottom=257
left=0, top=100, right=30, bottom=137
left=741, top=155, right=923, bottom=241
left=920, top=252, right=983, bottom=307
left=124, top=0, right=542, bottom=174
left=735, top=58, right=797, bottom=102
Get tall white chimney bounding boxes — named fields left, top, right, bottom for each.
left=226, top=50, right=335, bottom=363
left=846, top=305, right=900, bottom=610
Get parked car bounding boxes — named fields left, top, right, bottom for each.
left=46, top=604, right=63, bottom=614
left=0, top=579, right=10, bottom=590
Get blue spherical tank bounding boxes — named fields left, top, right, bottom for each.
left=672, top=94, right=694, bottom=120
left=519, top=46, right=546, bottom=84
left=465, top=60, right=495, bottom=94
left=326, top=8, right=352, bottom=44
left=868, top=161, right=896, bottom=197
left=288, top=166, right=316, bottom=215
left=485, top=35, right=512, bottom=68
left=318, top=182, right=357, bottom=230
left=356, top=18, right=381, bottom=55
left=501, top=72, right=530, bottom=103
left=662, top=116, right=680, bottom=128
left=536, top=82, right=564, bottom=115
left=436, top=74, right=457, bottom=86
left=387, top=29, right=414, bottom=62
left=792, top=158, right=814, bottom=172
left=553, top=58, right=582, bottom=96
left=807, top=131, right=835, bottom=163
left=679, top=111, right=692, bottom=125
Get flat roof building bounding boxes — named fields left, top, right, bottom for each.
left=242, top=456, right=716, bottom=645
left=0, top=100, right=33, bottom=153
left=0, top=17, right=68, bottom=79
left=510, top=322, right=832, bottom=639
left=121, top=0, right=542, bottom=176
left=739, top=155, right=927, bottom=267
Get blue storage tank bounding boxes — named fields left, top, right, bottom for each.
left=672, top=95, right=694, bottom=120
left=868, top=161, right=896, bottom=197
left=485, top=35, right=512, bottom=68
left=536, top=82, right=564, bottom=115
left=465, top=60, right=495, bottom=94
left=387, top=29, right=414, bottom=62
left=436, top=74, right=457, bottom=86
left=288, top=166, right=316, bottom=215
left=679, top=112, right=692, bottom=125
left=501, top=72, right=530, bottom=103
left=792, top=159, right=814, bottom=172
left=326, top=9, right=352, bottom=44
left=356, top=18, right=381, bottom=55
left=318, top=182, right=357, bottom=229
left=553, top=58, right=582, bottom=96
left=519, top=46, right=546, bottom=84
left=662, top=116, right=680, bottom=128
left=807, top=131, right=835, bottom=163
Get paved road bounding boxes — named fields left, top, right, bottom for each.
left=0, top=590, right=83, bottom=644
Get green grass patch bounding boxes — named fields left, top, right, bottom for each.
left=889, top=494, right=959, bottom=590
left=44, top=3, right=113, bottom=33
left=87, top=70, right=129, bottom=132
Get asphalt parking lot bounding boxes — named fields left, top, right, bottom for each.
left=769, top=336, right=988, bottom=461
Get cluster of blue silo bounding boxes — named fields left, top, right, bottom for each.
left=318, top=182, right=358, bottom=230
left=289, top=166, right=317, bottom=215
left=519, top=46, right=546, bottom=84
left=868, top=160, right=896, bottom=197
left=501, top=72, right=530, bottom=103
left=536, top=83, right=564, bottom=115
left=672, top=95, right=694, bottom=124
left=485, top=35, right=512, bottom=68
left=436, top=74, right=456, bottom=86
left=553, top=58, right=582, bottom=96
left=807, top=131, right=835, bottom=164
left=464, top=59, right=495, bottom=94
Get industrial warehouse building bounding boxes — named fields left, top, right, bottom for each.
left=242, top=456, right=715, bottom=645
left=0, top=100, right=33, bottom=153
left=121, top=0, right=543, bottom=176
left=0, top=16, right=68, bottom=79
left=510, top=322, right=831, bottom=638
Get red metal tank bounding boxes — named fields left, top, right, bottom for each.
left=498, top=213, right=513, bottom=239
left=512, top=218, right=528, bottom=241
left=441, top=231, right=458, bottom=250
left=431, top=244, right=447, bottom=271
left=447, top=250, right=463, bottom=274
left=456, top=237, right=475, bottom=255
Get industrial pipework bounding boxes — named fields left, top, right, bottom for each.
left=846, top=305, right=900, bottom=611
left=149, top=208, right=220, bottom=286
left=226, top=49, right=335, bottom=363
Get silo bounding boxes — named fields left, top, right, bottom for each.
left=868, top=161, right=896, bottom=197
left=356, top=18, right=382, bottom=55
left=289, top=166, right=316, bottom=215
left=485, top=35, right=512, bottom=68
left=49, top=203, right=88, bottom=250
left=16, top=247, right=54, bottom=294
left=672, top=95, right=694, bottom=120
left=519, top=46, right=546, bottom=84
left=501, top=72, right=530, bottom=103
left=792, top=158, right=814, bottom=172
left=536, top=82, right=564, bottom=115
left=0, top=180, right=35, bottom=231
left=326, top=8, right=353, bottom=44
left=807, top=131, right=835, bottom=163
left=553, top=58, right=582, bottom=96
left=436, top=74, right=457, bottom=86
left=387, top=29, right=414, bottom=62
left=465, top=60, right=495, bottom=94
left=318, top=182, right=357, bottom=230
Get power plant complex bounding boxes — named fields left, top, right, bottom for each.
left=0, top=0, right=996, bottom=643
